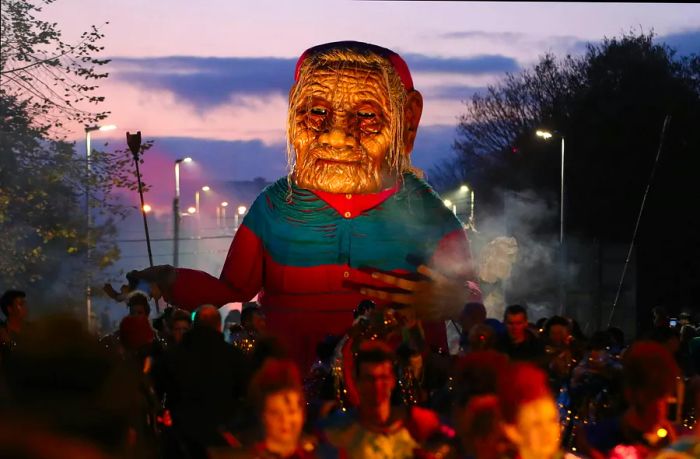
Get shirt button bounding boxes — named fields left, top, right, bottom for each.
left=345, top=194, right=352, bottom=200
left=344, top=211, right=351, bottom=218
left=343, top=271, right=350, bottom=278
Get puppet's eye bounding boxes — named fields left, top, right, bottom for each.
left=310, top=107, right=327, bottom=116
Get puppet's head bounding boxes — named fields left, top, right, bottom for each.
left=288, top=41, right=423, bottom=194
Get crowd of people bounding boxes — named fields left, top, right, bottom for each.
left=0, top=288, right=699, bottom=459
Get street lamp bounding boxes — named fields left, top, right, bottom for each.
left=235, top=205, right=247, bottom=229
left=536, top=128, right=566, bottom=314
left=443, top=199, right=456, bottom=215
left=84, top=123, right=116, bottom=331
left=535, top=130, right=565, bottom=245
left=195, top=186, right=211, bottom=236
left=217, top=201, right=229, bottom=229
left=458, top=184, right=475, bottom=228
left=173, top=157, right=193, bottom=267
left=142, top=204, right=152, bottom=213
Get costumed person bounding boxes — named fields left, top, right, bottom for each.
left=124, top=41, right=481, bottom=369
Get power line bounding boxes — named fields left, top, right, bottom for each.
left=116, top=234, right=234, bottom=243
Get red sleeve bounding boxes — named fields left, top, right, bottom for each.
left=430, top=228, right=482, bottom=302
left=170, top=224, right=263, bottom=311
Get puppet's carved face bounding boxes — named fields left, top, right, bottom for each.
left=291, top=66, right=395, bottom=194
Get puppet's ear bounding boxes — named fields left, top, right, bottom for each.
left=403, top=90, right=423, bottom=155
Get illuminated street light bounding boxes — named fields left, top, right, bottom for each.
left=217, top=202, right=229, bottom=229
left=187, top=206, right=196, bottom=214
left=142, top=204, right=152, bottom=213
left=460, top=185, right=469, bottom=193
left=536, top=129, right=553, bottom=140
left=84, top=123, right=117, bottom=332
left=234, top=205, right=248, bottom=229
left=536, top=127, right=566, bottom=314
left=195, top=186, right=212, bottom=236
left=174, top=157, right=194, bottom=267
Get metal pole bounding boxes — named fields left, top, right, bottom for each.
left=85, top=129, right=92, bottom=330
left=195, top=191, right=200, bottom=234
left=608, top=115, right=671, bottom=327
left=559, top=136, right=566, bottom=315
left=173, top=161, right=180, bottom=267
left=560, top=137, right=565, bottom=246
left=470, top=190, right=475, bottom=225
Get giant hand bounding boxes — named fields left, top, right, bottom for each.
left=359, top=265, right=482, bottom=320
left=126, top=265, right=177, bottom=303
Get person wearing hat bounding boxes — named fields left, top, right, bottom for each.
left=130, top=41, right=481, bottom=369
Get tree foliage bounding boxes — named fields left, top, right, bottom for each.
left=0, top=0, right=149, bottom=311
left=438, top=31, right=700, bottom=312
left=1, top=0, right=111, bottom=133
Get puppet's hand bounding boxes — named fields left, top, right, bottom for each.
left=103, top=283, right=122, bottom=301
left=359, top=265, right=481, bottom=321
left=127, top=265, right=176, bottom=303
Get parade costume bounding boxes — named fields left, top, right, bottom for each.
left=170, top=173, right=476, bottom=368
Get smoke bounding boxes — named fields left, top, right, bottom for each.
left=471, top=188, right=568, bottom=321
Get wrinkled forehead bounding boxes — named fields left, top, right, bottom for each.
left=295, top=65, right=391, bottom=107
left=299, top=65, right=389, bottom=96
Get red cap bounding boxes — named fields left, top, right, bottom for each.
left=294, top=41, right=414, bottom=91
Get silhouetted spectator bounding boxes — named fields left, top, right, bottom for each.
left=155, top=305, right=248, bottom=457
left=498, top=305, right=545, bottom=365
left=168, top=308, right=192, bottom=346
left=127, top=291, right=151, bottom=318
left=0, top=289, right=28, bottom=361
left=0, top=315, right=152, bottom=458
left=580, top=341, right=680, bottom=457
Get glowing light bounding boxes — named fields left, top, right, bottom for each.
left=656, top=428, right=668, bottom=438
left=443, top=199, right=453, bottom=208
left=460, top=185, right=469, bottom=193
left=237, top=205, right=247, bottom=215
left=221, top=201, right=229, bottom=207
left=183, top=157, right=193, bottom=163
left=187, top=206, right=196, bottom=214
left=142, top=204, right=152, bottom=213
left=201, top=186, right=210, bottom=192
left=536, top=130, right=553, bottom=140
left=98, top=124, right=117, bottom=132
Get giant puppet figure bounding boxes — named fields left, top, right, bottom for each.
left=135, top=42, right=481, bottom=367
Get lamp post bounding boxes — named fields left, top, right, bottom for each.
left=235, top=205, right=247, bottom=229
left=443, top=199, right=456, bottom=215
left=217, top=201, right=229, bottom=229
left=173, top=157, right=192, bottom=267
left=458, top=184, right=475, bottom=228
left=536, top=129, right=566, bottom=314
left=84, top=124, right=116, bottom=331
left=195, top=186, right=211, bottom=236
